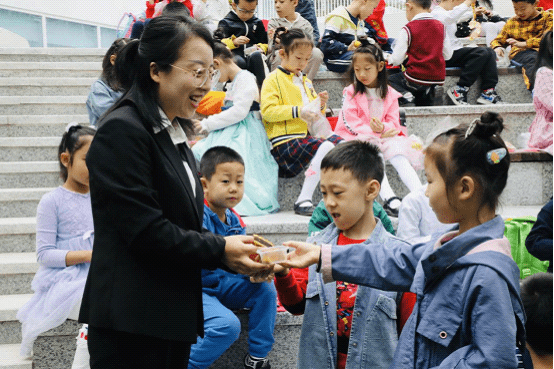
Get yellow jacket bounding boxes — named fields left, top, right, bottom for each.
left=261, top=67, right=325, bottom=147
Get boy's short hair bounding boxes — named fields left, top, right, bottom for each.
left=521, top=272, right=553, bottom=356
left=199, top=146, right=245, bottom=180
left=321, top=141, right=384, bottom=184
left=512, top=0, right=536, bottom=4
left=407, top=0, right=432, bottom=9
left=234, top=0, right=257, bottom=5
left=162, top=1, right=191, bottom=16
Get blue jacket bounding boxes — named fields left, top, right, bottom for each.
left=86, top=78, right=123, bottom=127
left=322, top=216, right=525, bottom=368
left=201, top=204, right=245, bottom=287
left=298, top=220, right=399, bottom=369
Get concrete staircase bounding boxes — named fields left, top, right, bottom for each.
left=0, top=48, right=551, bottom=369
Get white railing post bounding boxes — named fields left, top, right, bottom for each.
left=42, top=15, right=47, bottom=47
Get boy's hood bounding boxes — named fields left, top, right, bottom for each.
left=324, top=6, right=358, bottom=27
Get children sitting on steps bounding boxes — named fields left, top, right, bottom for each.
left=386, top=0, right=452, bottom=106
left=336, top=40, right=423, bottom=216
left=282, top=112, right=526, bottom=368
left=491, top=0, right=553, bottom=90
left=433, top=0, right=505, bottom=105
left=261, top=29, right=342, bottom=216
left=218, top=0, right=269, bottom=87
left=320, top=0, right=383, bottom=73
left=267, top=0, right=323, bottom=81
left=273, top=141, right=402, bottom=369
left=189, top=147, right=276, bottom=369
left=192, top=41, right=280, bottom=216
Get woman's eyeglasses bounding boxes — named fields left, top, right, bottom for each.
left=169, top=64, right=217, bottom=87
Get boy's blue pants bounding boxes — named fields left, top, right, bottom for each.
left=187, top=270, right=277, bottom=369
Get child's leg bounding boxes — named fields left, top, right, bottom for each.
left=296, top=140, right=335, bottom=208
left=304, top=48, right=324, bottom=81
left=188, top=293, right=241, bottom=369
left=446, top=47, right=498, bottom=89
left=246, top=51, right=267, bottom=88
left=269, top=52, right=281, bottom=72
left=234, top=54, right=247, bottom=69
left=388, top=72, right=416, bottom=106
left=388, top=155, right=422, bottom=192
left=512, top=49, right=538, bottom=90
left=324, top=51, right=354, bottom=73
left=214, top=275, right=277, bottom=359
left=296, top=0, right=320, bottom=40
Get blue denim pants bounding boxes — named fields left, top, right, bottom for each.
left=296, top=0, right=319, bottom=41
left=187, top=270, right=277, bottom=369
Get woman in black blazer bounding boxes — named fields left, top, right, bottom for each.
left=79, top=15, right=270, bottom=368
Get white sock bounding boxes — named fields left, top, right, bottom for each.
left=379, top=173, right=401, bottom=209
left=388, top=155, right=422, bottom=192
left=296, top=141, right=335, bottom=206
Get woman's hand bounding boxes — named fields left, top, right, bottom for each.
left=278, top=241, right=321, bottom=269
left=369, top=117, right=384, bottom=134
left=222, top=235, right=271, bottom=276
left=318, top=91, right=329, bottom=108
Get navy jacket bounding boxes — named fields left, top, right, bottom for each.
left=217, top=11, right=268, bottom=58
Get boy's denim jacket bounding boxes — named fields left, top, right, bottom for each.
left=320, top=216, right=526, bottom=368
left=298, top=220, right=399, bottom=369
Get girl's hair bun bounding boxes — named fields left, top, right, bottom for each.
left=358, top=36, right=376, bottom=47
left=474, top=111, right=504, bottom=139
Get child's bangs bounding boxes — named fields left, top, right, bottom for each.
left=352, top=51, right=378, bottom=65
left=285, top=38, right=313, bottom=54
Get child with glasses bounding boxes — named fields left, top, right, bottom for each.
left=218, top=0, right=269, bottom=87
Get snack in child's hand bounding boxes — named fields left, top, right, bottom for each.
left=253, top=234, right=274, bottom=248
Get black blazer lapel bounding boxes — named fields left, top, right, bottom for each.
left=152, top=130, right=201, bottom=223
left=180, top=143, right=205, bottom=222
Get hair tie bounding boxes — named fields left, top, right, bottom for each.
left=465, top=119, right=478, bottom=139
left=487, top=148, right=507, bottom=165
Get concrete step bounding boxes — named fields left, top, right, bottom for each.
left=404, top=103, right=535, bottom=146
left=0, top=294, right=31, bottom=344
left=0, top=115, right=89, bottom=138
left=0, top=218, right=36, bottom=254
left=0, top=96, right=87, bottom=115
left=0, top=162, right=61, bottom=189
left=0, top=48, right=105, bottom=63
left=0, top=137, right=59, bottom=162
left=0, top=253, right=36, bottom=295
left=0, top=343, right=32, bottom=369
left=0, top=188, right=52, bottom=219
left=0, top=62, right=101, bottom=78
left=0, top=78, right=96, bottom=96
left=314, top=67, right=532, bottom=108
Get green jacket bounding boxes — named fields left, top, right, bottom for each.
left=308, top=200, right=395, bottom=236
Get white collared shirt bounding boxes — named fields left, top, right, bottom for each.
left=154, top=107, right=196, bottom=196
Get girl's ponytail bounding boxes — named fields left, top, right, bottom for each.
left=114, top=39, right=140, bottom=92
left=471, top=111, right=504, bottom=139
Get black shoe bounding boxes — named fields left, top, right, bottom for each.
left=294, top=200, right=314, bottom=216
left=244, top=354, right=271, bottom=369
left=398, top=94, right=416, bottom=107
left=383, top=197, right=402, bottom=218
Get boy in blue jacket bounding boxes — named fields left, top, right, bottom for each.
left=189, top=146, right=276, bottom=369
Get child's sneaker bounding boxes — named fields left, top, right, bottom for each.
left=447, top=85, right=469, bottom=105
left=244, top=354, right=271, bottom=369
left=476, top=88, right=504, bottom=105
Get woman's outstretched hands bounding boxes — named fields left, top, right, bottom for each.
left=222, top=235, right=271, bottom=276
left=278, top=241, right=321, bottom=269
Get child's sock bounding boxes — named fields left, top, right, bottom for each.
left=389, top=155, right=422, bottom=192
left=295, top=141, right=335, bottom=206
left=379, top=173, right=401, bottom=210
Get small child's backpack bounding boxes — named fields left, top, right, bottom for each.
left=504, top=216, right=550, bottom=279
left=117, top=12, right=145, bottom=39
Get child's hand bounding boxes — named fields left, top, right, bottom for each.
left=300, top=110, right=318, bottom=123
left=273, top=264, right=290, bottom=277
left=278, top=241, right=321, bottom=269
left=318, top=91, right=329, bottom=108
left=369, top=117, right=384, bottom=133
left=249, top=266, right=276, bottom=283
left=192, top=119, right=204, bottom=133
left=507, top=38, right=526, bottom=48
left=347, top=40, right=360, bottom=51
left=233, top=36, right=250, bottom=46
left=494, top=47, right=505, bottom=58
left=475, top=6, right=486, bottom=15
left=268, top=28, right=275, bottom=40
left=381, top=128, right=400, bottom=138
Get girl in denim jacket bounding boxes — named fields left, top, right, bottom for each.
left=282, top=112, right=526, bottom=368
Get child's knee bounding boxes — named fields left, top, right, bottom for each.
left=209, top=314, right=241, bottom=343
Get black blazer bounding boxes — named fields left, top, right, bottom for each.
left=79, top=96, right=226, bottom=342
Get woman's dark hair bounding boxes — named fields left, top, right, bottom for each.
left=112, top=15, right=214, bottom=131
left=280, top=28, right=313, bottom=55
left=346, top=38, right=388, bottom=99
left=58, top=124, right=96, bottom=182
left=529, top=31, right=553, bottom=90
left=101, top=38, right=131, bottom=92
left=424, top=111, right=510, bottom=214
left=162, top=1, right=191, bottom=16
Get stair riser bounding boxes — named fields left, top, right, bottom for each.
left=0, top=124, right=68, bottom=138
left=0, top=274, right=34, bottom=295
left=0, top=235, right=35, bottom=254
left=0, top=70, right=100, bottom=78
left=0, top=104, right=87, bottom=115
left=0, top=201, right=40, bottom=218
left=0, top=86, right=91, bottom=96
left=0, top=321, right=21, bottom=345
left=0, top=147, right=58, bottom=162
left=0, top=173, right=62, bottom=189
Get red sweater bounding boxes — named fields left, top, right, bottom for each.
left=365, top=0, right=388, bottom=41
left=403, top=18, right=446, bottom=85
